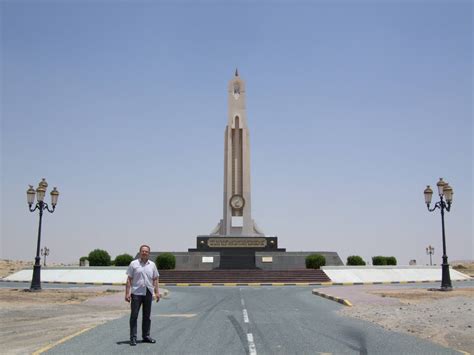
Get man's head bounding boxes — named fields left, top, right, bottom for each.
left=139, top=244, right=151, bottom=261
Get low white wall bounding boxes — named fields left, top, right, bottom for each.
left=321, top=266, right=471, bottom=283
left=3, top=267, right=128, bottom=283
left=3, top=266, right=471, bottom=284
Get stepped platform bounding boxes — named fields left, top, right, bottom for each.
left=158, top=269, right=331, bottom=283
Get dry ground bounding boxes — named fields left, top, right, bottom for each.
left=0, top=260, right=130, bottom=354
left=371, top=287, right=473, bottom=302
left=0, top=288, right=129, bottom=354
left=339, top=287, right=474, bottom=354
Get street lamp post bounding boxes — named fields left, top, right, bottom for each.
left=27, top=179, right=59, bottom=291
left=41, top=247, right=50, bottom=267
left=426, top=245, right=434, bottom=266
left=424, top=178, right=453, bottom=291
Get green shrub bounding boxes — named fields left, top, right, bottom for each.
left=114, top=253, right=134, bottom=266
left=88, top=249, right=112, bottom=266
left=346, top=255, right=366, bottom=266
left=155, top=253, right=176, bottom=270
left=305, top=254, right=326, bottom=269
left=372, top=256, right=387, bottom=266
left=386, top=256, right=397, bottom=265
left=79, top=256, right=88, bottom=262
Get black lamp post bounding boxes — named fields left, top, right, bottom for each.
left=426, top=245, right=434, bottom=266
left=41, top=247, right=50, bottom=267
left=424, top=178, right=453, bottom=291
left=27, top=178, right=59, bottom=291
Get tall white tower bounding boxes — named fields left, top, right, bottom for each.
left=212, top=70, right=264, bottom=236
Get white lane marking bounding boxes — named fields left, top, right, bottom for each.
left=247, top=333, right=257, bottom=355
left=243, top=309, right=249, bottom=323
left=153, top=314, right=196, bottom=318
left=241, top=289, right=256, bottom=353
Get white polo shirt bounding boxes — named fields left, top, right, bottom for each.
left=126, top=259, right=159, bottom=296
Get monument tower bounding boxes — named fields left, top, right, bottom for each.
left=186, top=71, right=342, bottom=269
left=191, top=70, right=284, bottom=270
left=212, top=69, right=264, bottom=237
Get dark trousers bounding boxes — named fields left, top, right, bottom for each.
left=130, top=289, right=153, bottom=340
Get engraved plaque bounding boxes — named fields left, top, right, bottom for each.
left=207, top=237, right=267, bottom=248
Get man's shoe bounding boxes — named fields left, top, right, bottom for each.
left=142, top=336, right=156, bottom=343
left=130, top=338, right=137, bottom=346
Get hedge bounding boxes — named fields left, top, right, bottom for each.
left=88, top=249, right=112, bottom=266
left=372, top=256, right=387, bottom=265
left=305, top=254, right=326, bottom=269
left=114, top=253, right=134, bottom=266
left=346, top=255, right=366, bottom=266
left=155, top=253, right=176, bottom=270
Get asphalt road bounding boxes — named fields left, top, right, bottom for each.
left=45, top=286, right=460, bottom=355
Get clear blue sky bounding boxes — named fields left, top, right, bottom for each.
left=1, top=1, right=472, bottom=265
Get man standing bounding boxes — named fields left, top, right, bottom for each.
left=125, top=244, right=160, bottom=346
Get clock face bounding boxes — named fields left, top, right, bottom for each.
left=233, top=83, right=240, bottom=99
left=230, top=194, right=245, bottom=209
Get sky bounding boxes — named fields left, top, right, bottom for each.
left=1, top=0, right=472, bottom=266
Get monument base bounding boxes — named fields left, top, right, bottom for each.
left=188, top=235, right=285, bottom=269
left=148, top=250, right=345, bottom=271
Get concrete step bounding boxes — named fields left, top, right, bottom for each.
left=159, top=269, right=330, bottom=283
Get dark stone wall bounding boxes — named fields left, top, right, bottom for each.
left=149, top=252, right=220, bottom=270
left=256, top=251, right=343, bottom=270
left=149, top=251, right=343, bottom=270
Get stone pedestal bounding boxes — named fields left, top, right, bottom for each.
left=188, top=236, right=285, bottom=269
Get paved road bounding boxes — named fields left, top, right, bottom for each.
left=45, top=286, right=460, bottom=354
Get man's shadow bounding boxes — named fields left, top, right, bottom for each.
left=116, top=340, right=144, bottom=345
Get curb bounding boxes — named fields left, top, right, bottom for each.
left=161, top=282, right=330, bottom=286
left=323, top=279, right=472, bottom=286
left=153, top=279, right=472, bottom=287
left=1, top=279, right=471, bottom=287
left=312, top=289, right=352, bottom=307
left=0, top=280, right=125, bottom=286
left=0, top=279, right=170, bottom=297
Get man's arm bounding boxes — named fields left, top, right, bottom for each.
left=153, top=277, right=160, bottom=302
left=125, top=276, right=132, bottom=302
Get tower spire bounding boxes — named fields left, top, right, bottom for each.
left=235, top=68, right=239, bottom=77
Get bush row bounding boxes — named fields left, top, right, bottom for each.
left=80, top=250, right=134, bottom=266
left=304, top=254, right=398, bottom=267
left=345, top=255, right=397, bottom=266
left=372, top=256, right=397, bottom=265
left=83, top=249, right=397, bottom=268
left=80, top=249, right=176, bottom=269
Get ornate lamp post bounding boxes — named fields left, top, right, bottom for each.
left=426, top=245, right=434, bottom=266
left=424, top=178, right=453, bottom=291
left=27, top=179, right=59, bottom=291
left=41, top=247, right=50, bottom=267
